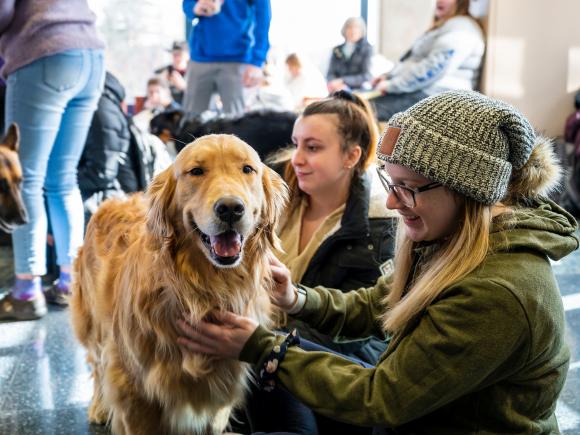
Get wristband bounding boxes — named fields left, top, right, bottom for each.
left=258, top=329, right=300, bottom=392
left=287, top=285, right=307, bottom=314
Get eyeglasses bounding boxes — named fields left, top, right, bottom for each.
left=376, top=166, right=442, bottom=208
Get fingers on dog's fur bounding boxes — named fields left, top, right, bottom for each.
left=146, top=166, right=178, bottom=246
left=260, top=165, right=289, bottom=250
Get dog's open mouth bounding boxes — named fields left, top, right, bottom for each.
left=198, top=229, right=243, bottom=266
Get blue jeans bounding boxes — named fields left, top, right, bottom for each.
left=4, top=49, right=105, bottom=275
left=369, top=90, right=429, bottom=122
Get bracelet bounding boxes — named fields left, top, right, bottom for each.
left=287, top=285, right=307, bottom=315
left=286, top=286, right=298, bottom=310
left=258, top=329, right=300, bottom=392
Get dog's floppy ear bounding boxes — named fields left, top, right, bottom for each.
left=146, top=165, right=178, bottom=245
left=2, top=123, right=20, bottom=152
left=261, top=165, right=289, bottom=248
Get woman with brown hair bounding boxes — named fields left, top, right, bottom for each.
left=268, top=90, right=396, bottom=367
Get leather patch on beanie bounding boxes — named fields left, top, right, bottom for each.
left=379, top=127, right=401, bottom=156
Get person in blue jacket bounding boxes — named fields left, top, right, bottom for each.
left=181, top=0, right=271, bottom=119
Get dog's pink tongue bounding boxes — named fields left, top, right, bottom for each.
left=210, top=232, right=241, bottom=257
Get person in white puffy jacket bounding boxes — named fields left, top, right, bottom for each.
left=370, top=0, right=484, bottom=121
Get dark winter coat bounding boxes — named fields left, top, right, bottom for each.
left=327, top=39, right=373, bottom=90
left=282, top=168, right=396, bottom=364
left=78, top=72, right=164, bottom=221
left=78, top=72, right=133, bottom=205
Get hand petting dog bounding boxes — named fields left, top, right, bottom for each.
left=177, top=255, right=297, bottom=360
left=177, top=311, right=258, bottom=359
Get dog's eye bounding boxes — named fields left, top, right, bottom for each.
left=242, top=165, right=255, bottom=174
left=189, top=167, right=204, bottom=176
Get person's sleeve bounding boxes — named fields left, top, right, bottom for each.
left=241, top=279, right=529, bottom=427
left=0, top=0, right=16, bottom=34
left=182, top=0, right=197, bottom=21
left=385, top=19, right=483, bottom=94
left=294, top=274, right=392, bottom=341
left=341, top=44, right=373, bottom=89
left=249, top=0, right=271, bottom=67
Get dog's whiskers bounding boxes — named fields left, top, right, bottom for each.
left=171, top=137, right=188, bottom=146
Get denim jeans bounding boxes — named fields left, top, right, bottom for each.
left=369, top=90, right=429, bottom=122
left=4, top=49, right=105, bottom=275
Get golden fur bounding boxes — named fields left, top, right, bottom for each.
left=70, top=134, right=287, bottom=434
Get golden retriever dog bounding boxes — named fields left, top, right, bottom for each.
left=0, top=123, right=28, bottom=233
left=70, top=134, right=287, bottom=434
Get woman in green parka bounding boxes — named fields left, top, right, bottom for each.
left=176, top=90, right=579, bottom=434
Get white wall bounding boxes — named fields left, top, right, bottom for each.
left=482, top=0, right=580, bottom=137
left=376, top=0, right=434, bottom=62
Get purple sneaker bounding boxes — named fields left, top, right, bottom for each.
left=44, top=280, right=70, bottom=307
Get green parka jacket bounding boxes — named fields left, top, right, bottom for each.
left=240, top=199, right=579, bottom=434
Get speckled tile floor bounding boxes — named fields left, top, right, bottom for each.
left=0, top=231, right=579, bottom=435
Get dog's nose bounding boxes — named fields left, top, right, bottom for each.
left=214, top=197, right=245, bottom=224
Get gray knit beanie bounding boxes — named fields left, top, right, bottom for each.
left=376, top=90, right=536, bottom=205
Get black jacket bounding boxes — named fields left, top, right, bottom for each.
left=78, top=73, right=164, bottom=222
left=78, top=72, right=134, bottom=204
left=285, top=169, right=396, bottom=364
left=327, top=39, right=373, bottom=90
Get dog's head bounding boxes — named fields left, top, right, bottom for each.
left=0, top=124, right=28, bottom=233
left=150, top=109, right=185, bottom=144
left=146, top=134, right=287, bottom=268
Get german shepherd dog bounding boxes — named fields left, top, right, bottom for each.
left=0, top=124, right=27, bottom=233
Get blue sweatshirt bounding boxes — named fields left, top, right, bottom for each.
left=182, top=0, right=271, bottom=67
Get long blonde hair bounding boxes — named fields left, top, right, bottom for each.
left=380, top=196, right=492, bottom=333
